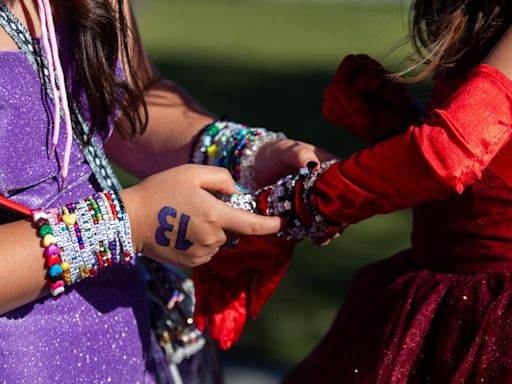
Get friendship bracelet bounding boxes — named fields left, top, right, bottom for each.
left=301, top=160, right=347, bottom=241
left=32, top=190, right=136, bottom=295
left=190, top=120, right=287, bottom=192
left=254, top=160, right=347, bottom=241
left=31, top=209, right=66, bottom=296
left=253, top=165, right=312, bottom=240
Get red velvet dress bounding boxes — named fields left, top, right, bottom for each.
left=283, top=64, right=512, bottom=383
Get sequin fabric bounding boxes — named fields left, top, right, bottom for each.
left=0, top=23, right=155, bottom=383
left=283, top=65, right=512, bottom=383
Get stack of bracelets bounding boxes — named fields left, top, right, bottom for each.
left=190, top=119, right=287, bottom=192
left=255, top=159, right=347, bottom=242
left=31, top=190, right=136, bottom=296
left=189, top=119, right=344, bottom=242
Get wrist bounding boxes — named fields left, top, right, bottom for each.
left=119, top=187, right=143, bottom=254
left=189, top=119, right=286, bottom=191
left=31, top=190, right=137, bottom=297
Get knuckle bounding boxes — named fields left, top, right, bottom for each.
left=247, top=220, right=261, bottom=235
left=187, top=258, right=204, bottom=268
left=203, top=214, right=219, bottom=226
left=219, top=167, right=233, bottom=181
left=202, top=239, right=218, bottom=248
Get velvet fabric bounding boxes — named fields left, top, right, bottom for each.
left=322, top=54, right=419, bottom=143
left=283, top=63, right=512, bottom=383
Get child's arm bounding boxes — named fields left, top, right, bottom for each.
left=484, top=26, right=512, bottom=79
left=305, top=63, right=512, bottom=225
left=0, top=166, right=282, bottom=315
left=0, top=219, right=50, bottom=314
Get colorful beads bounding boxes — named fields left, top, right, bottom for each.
left=254, top=159, right=345, bottom=242
left=39, top=224, right=53, bottom=237
left=44, top=243, right=60, bottom=257
left=48, top=280, right=65, bottom=296
left=190, top=120, right=286, bottom=192
left=42, top=234, right=56, bottom=247
left=61, top=212, right=76, bottom=226
left=31, top=190, right=136, bottom=297
left=46, top=254, right=61, bottom=267
left=48, top=264, right=63, bottom=277
left=31, top=209, right=65, bottom=297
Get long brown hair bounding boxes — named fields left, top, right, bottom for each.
left=404, top=0, right=512, bottom=81
left=59, top=0, right=148, bottom=139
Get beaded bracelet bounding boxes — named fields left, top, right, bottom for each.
left=31, top=209, right=66, bottom=296
left=254, top=159, right=347, bottom=241
left=32, top=190, right=136, bottom=296
left=190, top=120, right=287, bottom=191
left=254, top=165, right=312, bottom=240
left=302, top=160, right=347, bottom=241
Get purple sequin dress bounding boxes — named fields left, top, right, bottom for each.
left=0, top=22, right=156, bottom=383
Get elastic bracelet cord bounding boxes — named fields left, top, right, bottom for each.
left=32, top=190, right=136, bottom=297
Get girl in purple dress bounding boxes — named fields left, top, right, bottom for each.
left=0, top=0, right=329, bottom=382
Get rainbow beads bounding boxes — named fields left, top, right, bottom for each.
left=31, top=209, right=65, bottom=297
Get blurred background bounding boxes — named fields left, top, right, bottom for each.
left=128, top=0, right=428, bottom=382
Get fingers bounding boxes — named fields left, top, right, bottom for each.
left=277, top=140, right=339, bottom=169
left=194, top=165, right=240, bottom=195
left=217, top=203, right=284, bottom=235
left=288, top=143, right=320, bottom=169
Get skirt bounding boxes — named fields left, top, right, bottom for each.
left=282, top=251, right=512, bottom=384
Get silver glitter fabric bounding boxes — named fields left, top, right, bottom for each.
left=0, top=23, right=155, bottom=383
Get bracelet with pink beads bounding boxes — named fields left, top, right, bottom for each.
left=32, top=190, right=136, bottom=297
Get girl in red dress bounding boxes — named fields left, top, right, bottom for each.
left=193, top=1, right=512, bottom=382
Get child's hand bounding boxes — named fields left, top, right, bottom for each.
left=120, top=164, right=282, bottom=268
left=252, top=138, right=338, bottom=189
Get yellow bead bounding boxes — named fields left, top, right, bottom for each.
left=62, top=213, right=76, bottom=226
left=207, top=144, right=217, bottom=157
left=60, top=262, right=70, bottom=271
left=79, top=266, right=89, bottom=278
left=42, top=234, right=57, bottom=247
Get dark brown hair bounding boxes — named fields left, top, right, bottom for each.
left=404, top=0, right=512, bottom=81
left=59, top=0, right=148, bottom=139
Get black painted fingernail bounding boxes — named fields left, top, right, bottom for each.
left=307, top=161, right=319, bottom=170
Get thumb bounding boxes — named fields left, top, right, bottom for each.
left=195, top=165, right=240, bottom=196
left=279, top=143, right=320, bottom=169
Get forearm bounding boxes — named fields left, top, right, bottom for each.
left=1, top=190, right=137, bottom=315
left=0, top=220, right=48, bottom=315
left=484, top=26, right=512, bottom=79
left=309, top=27, right=512, bottom=225
left=105, top=79, right=214, bottom=178
left=311, top=64, right=512, bottom=225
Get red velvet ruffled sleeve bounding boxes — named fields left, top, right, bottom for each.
left=309, top=64, right=512, bottom=224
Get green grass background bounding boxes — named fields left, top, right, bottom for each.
left=130, top=0, right=423, bottom=370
